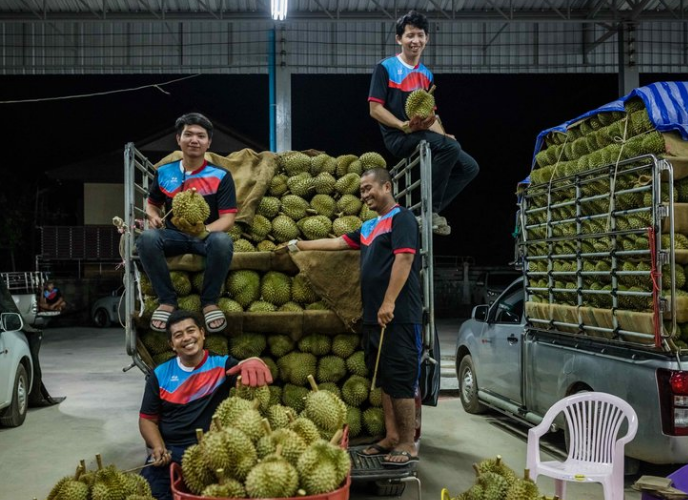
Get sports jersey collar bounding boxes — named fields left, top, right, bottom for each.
left=378, top=203, right=400, bottom=217
left=176, top=349, right=209, bottom=371
left=179, top=159, right=208, bottom=176
left=396, top=54, right=420, bottom=70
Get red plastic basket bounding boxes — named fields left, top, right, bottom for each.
left=171, top=427, right=351, bottom=500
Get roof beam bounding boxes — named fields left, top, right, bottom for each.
left=542, top=0, right=569, bottom=21
left=76, top=0, right=103, bottom=19
left=370, top=0, right=395, bottom=21
left=197, top=0, right=220, bottom=21
left=585, top=23, right=618, bottom=53
left=312, top=0, right=335, bottom=20
left=426, top=0, right=452, bottom=20
left=19, top=0, right=44, bottom=21
left=483, top=0, right=512, bottom=21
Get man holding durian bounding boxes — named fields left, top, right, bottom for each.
left=139, top=310, right=273, bottom=500
left=368, top=10, right=479, bottom=236
left=136, top=112, right=237, bottom=334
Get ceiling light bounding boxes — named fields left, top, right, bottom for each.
left=271, top=0, right=288, bottom=21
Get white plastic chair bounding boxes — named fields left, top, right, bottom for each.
left=526, top=392, right=638, bottom=500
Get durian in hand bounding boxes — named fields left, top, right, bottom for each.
left=171, top=188, right=211, bottom=237
left=405, top=85, right=436, bottom=119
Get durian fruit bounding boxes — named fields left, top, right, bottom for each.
left=317, top=355, right=348, bottom=383
left=505, top=469, right=540, bottom=500
left=298, top=334, right=332, bottom=356
left=218, top=297, right=243, bottom=314
left=260, top=271, right=292, bottom=306
left=298, top=215, right=333, bottom=240
left=359, top=151, right=387, bottom=170
left=282, top=384, right=310, bottom=412
left=346, top=351, right=368, bottom=376
left=475, top=455, right=517, bottom=486
left=247, top=214, right=273, bottom=242
left=92, top=460, right=127, bottom=500
left=331, top=334, right=360, bottom=358
left=310, top=194, right=337, bottom=218
left=268, top=334, right=296, bottom=357
left=257, top=240, right=277, bottom=252
left=311, top=154, right=337, bottom=176
left=341, top=374, right=371, bottom=406
left=345, top=405, right=363, bottom=438
left=277, top=352, right=318, bottom=385
left=278, top=301, right=303, bottom=312
left=272, top=214, right=301, bottom=243
left=205, top=335, right=228, bottom=355
left=248, top=300, right=278, bottom=313
left=288, top=416, right=322, bottom=445
left=200, top=469, right=246, bottom=499
left=170, top=271, right=192, bottom=296
left=347, top=160, right=363, bottom=175
left=178, top=294, right=201, bottom=313
left=121, top=471, right=153, bottom=498
left=304, top=375, right=347, bottom=435
left=234, top=239, right=257, bottom=252
left=245, top=446, right=299, bottom=499
left=269, top=173, right=290, bottom=197
left=319, top=382, right=342, bottom=399
left=291, top=273, right=319, bottom=304
left=332, top=216, right=362, bottom=237
left=314, top=172, right=337, bottom=195
left=306, top=301, right=329, bottom=310
left=280, top=151, right=312, bottom=177
left=257, top=196, right=281, bottom=219
left=359, top=204, right=378, bottom=221
left=287, top=172, right=315, bottom=198
left=335, top=173, right=361, bottom=196
left=362, top=407, right=385, bottom=436
left=234, top=378, right=272, bottom=412
left=281, top=194, right=310, bottom=221
left=171, top=189, right=211, bottom=236
left=265, top=404, right=297, bottom=430
left=48, top=465, right=89, bottom=500
left=152, top=351, right=176, bottom=366
left=336, top=194, right=363, bottom=216
left=256, top=424, right=307, bottom=466
left=227, top=224, right=243, bottom=242
left=268, top=384, right=283, bottom=405
left=141, top=330, right=171, bottom=356
left=336, top=155, right=358, bottom=178
left=204, top=422, right=258, bottom=481
left=139, top=273, right=154, bottom=296
left=296, top=430, right=350, bottom=495
left=229, top=332, right=266, bottom=359
left=405, top=86, right=436, bottom=120
left=214, top=397, right=255, bottom=427
left=369, top=387, right=382, bottom=407
left=226, top=270, right=261, bottom=308
left=227, top=404, right=268, bottom=444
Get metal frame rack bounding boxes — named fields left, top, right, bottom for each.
left=519, top=154, right=677, bottom=350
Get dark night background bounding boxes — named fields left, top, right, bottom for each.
left=0, top=72, right=685, bottom=270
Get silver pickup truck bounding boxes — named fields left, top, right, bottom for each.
left=1, top=272, right=60, bottom=328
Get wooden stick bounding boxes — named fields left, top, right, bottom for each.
left=371, top=327, right=386, bottom=390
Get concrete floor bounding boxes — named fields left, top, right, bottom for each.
left=0, top=326, right=670, bottom=500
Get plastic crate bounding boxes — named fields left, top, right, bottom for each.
left=170, top=463, right=351, bottom=500
left=641, top=464, right=688, bottom=500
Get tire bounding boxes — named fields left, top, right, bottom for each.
left=93, top=308, right=110, bottom=328
left=0, top=364, right=28, bottom=427
left=458, top=354, right=487, bottom=414
left=373, top=480, right=406, bottom=497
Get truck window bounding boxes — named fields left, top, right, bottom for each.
left=494, top=287, right=524, bottom=324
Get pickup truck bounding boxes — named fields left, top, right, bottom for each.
left=1, top=272, right=60, bottom=328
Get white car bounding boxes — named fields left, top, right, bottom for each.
left=91, top=286, right=124, bottom=328
left=0, top=312, right=33, bottom=427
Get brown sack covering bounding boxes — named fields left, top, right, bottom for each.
left=154, top=149, right=278, bottom=225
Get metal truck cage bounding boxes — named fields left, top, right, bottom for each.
left=518, top=154, right=678, bottom=352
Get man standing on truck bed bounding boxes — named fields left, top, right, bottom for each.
left=136, top=112, right=237, bottom=334
left=139, top=310, right=272, bottom=500
left=368, top=10, right=479, bottom=236
left=281, top=167, right=422, bottom=466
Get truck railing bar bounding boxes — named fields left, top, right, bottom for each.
left=528, top=317, right=656, bottom=342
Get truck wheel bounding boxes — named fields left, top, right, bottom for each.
left=373, top=480, right=406, bottom=496
left=93, top=308, right=110, bottom=328
left=0, top=364, right=28, bottom=427
left=458, top=355, right=487, bottom=414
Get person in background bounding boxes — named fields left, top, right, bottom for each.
left=39, top=281, right=67, bottom=312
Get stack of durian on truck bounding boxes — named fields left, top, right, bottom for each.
left=123, top=146, right=390, bottom=441
left=520, top=81, right=688, bottom=349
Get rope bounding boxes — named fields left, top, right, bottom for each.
left=648, top=226, right=662, bottom=347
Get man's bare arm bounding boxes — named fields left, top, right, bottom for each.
left=296, top=237, right=351, bottom=251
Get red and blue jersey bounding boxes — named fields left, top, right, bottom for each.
left=148, top=160, right=238, bottom=231
left=368, top=55, right=434, bottom=142
left=140, top=350, right=238, bottom=446
left=343, top=205, right=422, bottom=325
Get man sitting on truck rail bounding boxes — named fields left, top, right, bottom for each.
left=138, top=310, right=272, bottom=500
left=136, top=112, right=237, bottom=334
left=368, top=10, right=479, bottom=236
left=280, top=167, right=422, bottom=466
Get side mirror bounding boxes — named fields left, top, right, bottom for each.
left=1, top=312, right=24, bottom=332
left=472, top=305, right=489, bottom=322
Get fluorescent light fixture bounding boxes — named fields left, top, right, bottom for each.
left=271, top=0, right=288, bottom=21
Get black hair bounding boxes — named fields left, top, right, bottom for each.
left=166, top=309, right=204, bottom=340
left=362, top=167, right=392, bottom=186
left=175, top=112, right=214, bottom=140
left=396, top=10, right=429, bottom=37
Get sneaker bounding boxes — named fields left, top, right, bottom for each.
left=432, top=213, right=447, bottom=227
left=433, top=224, right=451, bottom=236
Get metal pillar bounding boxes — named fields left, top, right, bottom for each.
left=275, top=26, right=292, bottom=152
left=618, top=22, right=639, bottom=96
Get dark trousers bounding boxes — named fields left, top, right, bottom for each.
left=141, top=443, right=188, bottom=500
left=136, top=229, right=233, bottom=308
left=385, top=130, right=479, bottom=213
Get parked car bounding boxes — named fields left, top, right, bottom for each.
left=471, top=269, right=521, bottom=306
left=91, top=287, right=124, bottom=328
left=0, top=312, right=33, bottom=427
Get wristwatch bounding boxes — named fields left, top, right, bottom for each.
left=287, top=239, right=300, bottom=253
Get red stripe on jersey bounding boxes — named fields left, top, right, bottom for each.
left=389, top=73, right=432, bottom=92
left=159, top=366, right=226, bottom=405
left=183, top=177, right=221, bottom=197
left=139, top=413, right=159, bottom=421
left=394, top=248, right=417, bottom=254
left=219, top=208, right=238, bottom=214
left=342, top=234, right=360, bottom=249
left=361, top=217, right=393, bottom=246
left=368, top=97, right=385, bottom=104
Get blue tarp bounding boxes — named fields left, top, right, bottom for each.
left=530, top=81, right=688, bottom=173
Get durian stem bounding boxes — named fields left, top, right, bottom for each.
left=79, top=459, right=87, bottom=472
left=330, top=428, right=344, bottom=445
left=472, top=464, right=480, bottom=477
left=236, top=375, right=243, bottom=389
left=297, top=489, right=307, bottom=496
left=215, top=468, right=226, bottom=484
left=95, top=454, right=103, bottom=470
left=275, top=443, right=284, bottom=457
left=524, top=469, right=531, bottom=481
left=262, top=418, right=273, bottom=434
left=212, top=416, right=223, bottom=432
left=196, top=428, right=204, bottom=444
left=74, top=465, right=84, bottom=480
left=429, top=85, right=436, bottom=95
left=306, top=374, right=319, bottom=392
left=496, top=455, right=502, bottom=466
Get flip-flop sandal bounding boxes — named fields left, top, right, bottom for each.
left=381, top=450, right=420, bottom=467
left=204, top=309, right=227, bottom=333
left=357, top=443, right=393, bottom=457
left=150, top=309, right=172, bottom=332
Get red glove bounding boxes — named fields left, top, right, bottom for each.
left=226, top=358, right=273, bottom=387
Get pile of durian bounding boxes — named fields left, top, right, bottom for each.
left=524, top=97, right=688, bottom=343
left=180, top=375, right=351, bottom=498
left=444, top=457, right=541, bottom=500
left=141, top=320, right=384, bottom=440
left=43, top=454, right=154, bottom=500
